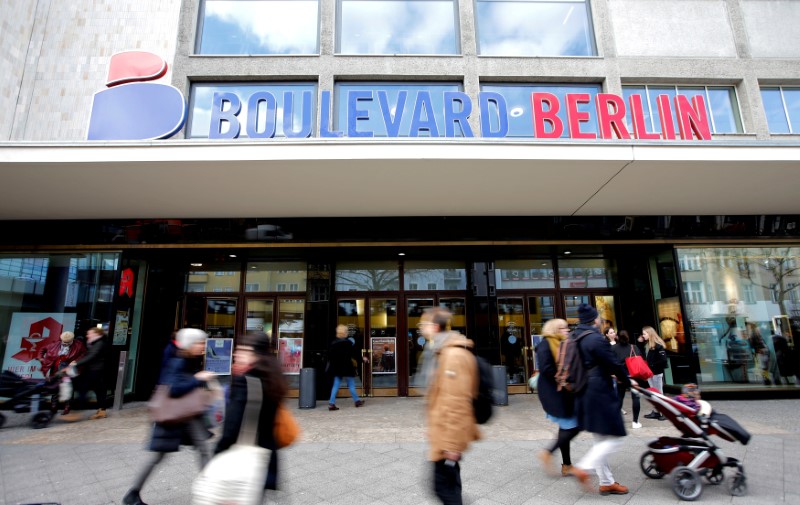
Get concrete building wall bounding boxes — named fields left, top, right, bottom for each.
left=741, top=0, right=800, bottom=58
left=0, top=0, right=37, bottom=140
left=608, top=0, right=736, bottom=58
left=0, top=0, right=181, bottom=141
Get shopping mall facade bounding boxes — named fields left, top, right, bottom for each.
left=1, top=0, right=800, bottom=400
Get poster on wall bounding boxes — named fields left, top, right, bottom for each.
left=278, top=337, right=303, bottom=374
left=204, top=338, right=233, bottom=375
left=2, top=312, right=77, bottom=379
left=656, top=297, right=686, bottom=353
left=113, top=310, right=130, bottom=345
left=371, top=337, right=396, bottom=374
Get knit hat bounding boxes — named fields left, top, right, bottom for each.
left=60, top=331, right=75, bottom=343
left=175, top=328, right=208, bottom=349
left=577, top=303, right=599, bottom=324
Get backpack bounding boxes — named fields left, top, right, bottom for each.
left=473, top=355, right=494, bottom=424
left=555, top=330, right=593, bottom=394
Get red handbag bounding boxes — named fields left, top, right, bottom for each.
left=625, top=346, right=653, bottom=381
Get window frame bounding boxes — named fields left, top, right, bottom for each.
left=760, top=86, right=800, bottom=134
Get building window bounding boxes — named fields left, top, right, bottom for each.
left=337, top=0, right=458, bottom=54
left=188, top=82, right=317, bottom=139
left=277, top=283, right=287, bottom=292
left=761, top=87, right=800, bottom=134
left=246, top=262, right=307, bottom=292
left=480, top=83, right=602, bottom=138
left=245, top=283, right=260, bottom=292
left=197, top=0, right=319, bottom=55
left=682, top=281, right=706, bottom=304
left=475, top=0, right=596, bottom=56
left=427, top=283, right=438, bottom=290
left=742, top=284, right=756, bottom=304
left=409, top=283, right=418, bottom=290
left=404, top=261, right=467, bottom=291
left=334, top=82, right=463, bottom=137
left=622, top=85, right=743, bottom=135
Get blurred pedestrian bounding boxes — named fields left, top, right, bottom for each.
left=215, top=331, right=287, bottom=493
left=67, top=327, right=109, bottom=420
left=38, top=331, right=85, bottom=416
left=568, top=304, right=631, bottom=496
left=326, top=324, right=366, bottom=410
left=123, top=328, right=215, bottom=505
left=641, top=326, right=668, bottom=420
left=535, top=318, right=580, bottom=477
left=612, top=330, right=641, bottom=429
left=420, top=307, right=480, bottom=505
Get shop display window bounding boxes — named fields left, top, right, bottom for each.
left=677, top=247, right=800, bottom=388
left=557, top=258, right=616, bottom=288
left=197, top=0, right=319, bottom=55
left=475, top=0, right=596, bottom=56
left=495, top=259, right=555, bottom=289
left=337, top=0, right=458, bottom=55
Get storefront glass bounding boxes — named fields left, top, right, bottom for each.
left=0, top=253, right=119, bottom=379
left=245, top=261, right=307, bottom=292
left=677, top=247, right=800, bottom=388
left=404, top=261, right=466, bottom=290
left=335, top=261, right=400, bottom=291
left=186, top=263, right=241, bottom=292
left=495, top=259, right=555, bottom=289
left=557, top=258, right=616, bottom=288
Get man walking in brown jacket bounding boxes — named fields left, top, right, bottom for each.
left=420, top=307, right=480, bottom=505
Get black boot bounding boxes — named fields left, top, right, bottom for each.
left=123, top=489, right=148, bottom=505
left=644, top=410, right=660, bottom=419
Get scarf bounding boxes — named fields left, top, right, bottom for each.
left=543, top=333, right=563, bottom=361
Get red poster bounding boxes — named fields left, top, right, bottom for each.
left=278, top=337, right=303, bottom=375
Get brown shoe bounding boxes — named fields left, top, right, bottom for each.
left=568, top=466, right=594, bottom=493
left=89, top=409, right=107, bottom=420
left=328, top=404, right=339, bottom=411
left=537, top=450, right=557, bottom=476
left=599, top=482, right=629, bottom=495
left=354, top=400, right=365, bottom=407
left=60, top=413, right=83, bottom=422
left=561, top=464, right=573, bottom=477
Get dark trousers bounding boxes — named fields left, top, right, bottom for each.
left=433, top=459, right=462, bottom=505
left=75, top=370, right=107, bottom=409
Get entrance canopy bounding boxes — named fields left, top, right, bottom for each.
left=0, top=140, right=799, bottom=219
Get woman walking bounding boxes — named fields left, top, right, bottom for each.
left=611, top=331, right=642, bottom=429
left=215, top=331, right=287, bottom=493
left=641, top=326, right=668, bottom=421
left=123, top=329, right=215, bottom=505
left=535, top=318, right=580, bottom=477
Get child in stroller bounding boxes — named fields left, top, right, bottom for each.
left=632, top=383, right=750, bottom=501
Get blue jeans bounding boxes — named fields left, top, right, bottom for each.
left=328, top=376, right=361, bottom=404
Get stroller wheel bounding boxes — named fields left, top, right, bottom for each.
left=728, top=473, right=747, bottom=496
left=705, top=467, right=724, bottom=485
left=640, top=452, right=665, bottom=479
left=30, top=411, right=52, bottom=429
left=670, top=466, right=703, bottom=501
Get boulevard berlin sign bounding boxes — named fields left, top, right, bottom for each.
left=209, top=89, right=712, bottom=141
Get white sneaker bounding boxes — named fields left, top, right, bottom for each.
left=632, top=421, right=642, bottom=429
left=621, top=408, right=627, bottom=415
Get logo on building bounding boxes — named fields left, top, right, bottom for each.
left=87, top=51, right=186, bottom=141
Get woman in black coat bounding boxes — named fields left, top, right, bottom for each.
left=535, top=318, right=580, bottom=477
left=216, top=331, right=288, bottom=492
left=327, top=324, right=365, bottom=410
left=124, top=329, right=215, bottom=505
left=642, top=326, right=668, bottom=420
left=611, top=331, right=641, bottom=429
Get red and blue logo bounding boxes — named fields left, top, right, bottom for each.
left=87, top=51, right=186, bottom=140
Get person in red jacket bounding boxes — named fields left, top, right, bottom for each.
left=38, top=331, right=86, bottom=415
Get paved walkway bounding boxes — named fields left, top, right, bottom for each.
left=1, top=394, right=798, bottom=504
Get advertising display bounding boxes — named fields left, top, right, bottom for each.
left=371, top=337, right=396, bottom=374
left=278, top=337, right=303, bottom=374
left=2, top=313, right=77, bottom=379
left=113, top=309, right=130, bottom=346
left=205, top=338, right=234, bottom=375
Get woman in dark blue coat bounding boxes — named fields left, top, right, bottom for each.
left=123, top=329, right=215, bottom=505
left=535, top=318, right=580, bottom=477
left=569, top=304, right=632, bottom=496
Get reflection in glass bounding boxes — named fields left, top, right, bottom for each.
left=338, top=0, right=458, bottom=54
left=407, top=298, right=434, bottom=387
left=206, top=298, right=237, bottom=338
left=186, top=263, right=241, bottom=292
left=761, top=87, right=791, bottom=133
left=558, top=258, right=616, bottom=288
left=677, top=247, right=800, bottom=389
left=528, top=296, right=555, bottom=336
left=189, top=83, right=317, bottom=139
left=404, top=261, right=467, bottom=290
left=622, top=85, right=742, bottom=134
left=334, top=83, right=462, bottom=137
left=337, top=299, right=366, bottom=392
left=563, top=295, right=590, bottom=327
left=439, top=298, right=467, bottom=334
left=370, top=298, right=398, bottom=388
left=594, top=295, right=615, bottom=335
left=495, top=259, right=555, bottom=289
left=246, top=262, right=307, bottom=292
left=246, top=299, right=275, bottom=351
left=476, top=0, right=595, bottom=56
left=198, top=0, right=319, bottom=54
left=481, top=84, right=601, bottom=137
left=498, top=298, right=525, bottom=384
left=335, top=261, right=400, bottom=291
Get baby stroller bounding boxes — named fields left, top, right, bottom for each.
left=0, top=370, right=59, bottom=429
left=632, top=384, right=750, bottom=501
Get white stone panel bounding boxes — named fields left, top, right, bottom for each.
left=742, top=0, right=800, bottom=57
left=0, top=1, right=37, bottom=140
left=609, top=0, right=736, bottom=57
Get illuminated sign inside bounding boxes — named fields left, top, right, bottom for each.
left=208, top=90, right=711, bottom=141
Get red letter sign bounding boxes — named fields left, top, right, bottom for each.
left=596, top=93, right=631, bottom=140
left=566, top=94, right=596, bottom=139
left=675, top=95, right=712, bottom=140
left=531, top=92, right=563, bottom=138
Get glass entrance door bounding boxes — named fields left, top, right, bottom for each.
left=497, top=295, right=555, bottom=391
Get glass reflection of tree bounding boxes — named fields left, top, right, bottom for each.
left=336, top=269, right=399, bottom=291
left=738, top=248, right=800, bottom=319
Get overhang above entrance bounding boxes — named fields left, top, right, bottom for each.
left=0, top=140, right=798, bottom=219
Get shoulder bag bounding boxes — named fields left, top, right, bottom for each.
left=625, top=346, right=653, bottom=381
left=148, top=383, right=211, bottom=425
left=274, top=403, right=301, bottom=448
left=193, top=376, right=270, bottom=505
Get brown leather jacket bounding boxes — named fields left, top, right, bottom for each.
left=425, top=332, right=480, bottom=461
